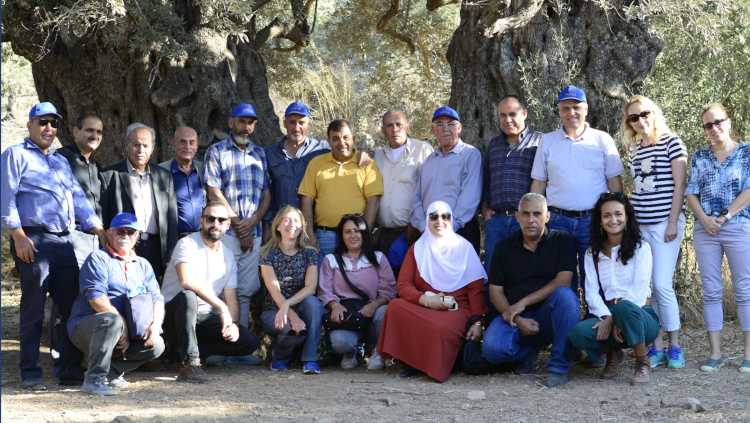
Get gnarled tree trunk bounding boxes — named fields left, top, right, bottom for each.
left=3, top=1, right=311, bottom=166
left=444, top=0, right=663, bottom=147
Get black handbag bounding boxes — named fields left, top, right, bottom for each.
left=324, top=254, right=372, bottom=333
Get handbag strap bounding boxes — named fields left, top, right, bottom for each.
left=334, top=253, right=370, bottom=303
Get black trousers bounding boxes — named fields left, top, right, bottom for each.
left=135, top=235, right=163, bottom=281
left=164, top=291, right=259, bottom=364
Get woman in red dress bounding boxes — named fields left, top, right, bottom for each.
left=378, top=201, right=487, bottom=382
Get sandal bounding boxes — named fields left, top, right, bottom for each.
left=700, top=356, right=728, bottom=372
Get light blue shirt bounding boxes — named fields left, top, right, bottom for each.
left=686, top=142, right=750, bottom=224
left=1, top=138, right=101, bottom=232
left=409, top=139, right=482, bottom=232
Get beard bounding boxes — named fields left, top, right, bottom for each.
left=202, top=227, right=223, bottom=242
left=232, top=134, right=250, bottom=146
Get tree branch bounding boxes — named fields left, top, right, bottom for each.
left=253, top=0, right=312, bottom=49
left=483, top=0, right=545, bottom=38
left=426, top=0, right=459, bottom=12
left=377, top=0, right=416, bottom=53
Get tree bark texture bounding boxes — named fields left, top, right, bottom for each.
left=446, top=0, right=663, bottom=148
left=3, top=1, right=286, bottom=166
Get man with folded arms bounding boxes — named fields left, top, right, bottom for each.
left=530, top=85, right=624, bottom=289
left=160, top=126, right=205, bottom=240
left=481, top=193, right=579, bottom=388
left=1, top=102, right=105, bottom=390
left=161, top=201, right=260, bottom=382
left=67, top=212, right=165, bottom=396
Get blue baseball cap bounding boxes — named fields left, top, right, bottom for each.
left=558, top=85, right=587, bottom=103
left=110, top=212, right=141, bottom=231
left=285, top=101, right=310, bottom=118
left=432, top=106, right=460, bottom=122
left=29, top=102, right=63, bottom=120
left=231, top=103, right=257, bottom=119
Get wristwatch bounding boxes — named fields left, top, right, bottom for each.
left=720, top=208, right=733, bottom=221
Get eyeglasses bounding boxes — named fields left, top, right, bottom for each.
left=115, top=228, right=137, bottom=236
left=429, top=212, right=452, bottom=221
left=202, top=215, right=229, bottom=224
left=37, top=118, right=59, bottom=128
left=627, top=111, right=651, bottom=123
left=702, top=118, right=728, bottom=130
left=433, top=122, right=460, bottom=129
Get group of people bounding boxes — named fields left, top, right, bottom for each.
left=2, top=84, right=748, bottom=395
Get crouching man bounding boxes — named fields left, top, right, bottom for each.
left=161, top=201, right=260, bottom=382
left=67, top=212, right=165, bottom=396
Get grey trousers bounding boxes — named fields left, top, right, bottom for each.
left=70, top=312, right=164, bottom=381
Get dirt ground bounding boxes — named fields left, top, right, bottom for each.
left=2, top=278, right=749, bottom=423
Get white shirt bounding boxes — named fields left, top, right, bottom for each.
left=374, top=138, right=433, bottom=228
left=584, top=242, right=652, bottom=319
left=531, top=125, right=624, bottom=211
left=126, top=161, right=158, bottom=234
left=161, top=232, right=238, bottom=315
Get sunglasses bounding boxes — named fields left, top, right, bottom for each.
left=37, top=118, right=59, bottom=128
left=429, top=212, right=452, bottom=221
left=627, top=110, right=651, bottom=123
left=115, top=228, right=137, bottom=236
left=203, top=215, right=229, bottom=224
left=702, top=118, right=728, bottom=130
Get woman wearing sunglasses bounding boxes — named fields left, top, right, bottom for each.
left=378, top=201, right=486, bottom=382
left=686, top=103, right=750, bottom=373
left=317, top=214, right=396, bottom=370
left=259, top=206, right=324, bottom=374
left=621, top=95, right=688, bottom=369
left=568, top=193, right=659, bottom=384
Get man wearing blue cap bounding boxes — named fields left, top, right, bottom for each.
left=68, top=212, right=165, bottom=396
left=1, top=102, right=105, bottom=390
left=408, top=106, right=482, bottom=251
left=204, top=102, right=270, bottom=329
left=263, top=101, right=329, bottom=241
left=531, top=85, right=624, bottom=291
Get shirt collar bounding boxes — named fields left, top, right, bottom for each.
left=104, top=244, right=139, bottom=263
left=126, top=160, right=150, bottom=176
left=326, top=150, right=358, bottom=164
left=227, top=135, right=259, bottom=154
left=513, top=226, right=550, bottom=249
left=559, top=123, right=590, bottom=141
left=279, top=136, right=312, bottom=158
left=435, top=139, right=466, bottom=156
left=23, top=137, right=51, bottom=155
left=169, top=159, right=195, bottom=175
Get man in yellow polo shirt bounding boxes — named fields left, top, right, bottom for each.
left=299, top=119, right=383, bottom=257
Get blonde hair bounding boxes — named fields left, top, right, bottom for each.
left=700, top=102, right=740, bottom=141
left=620, top=95, right=672, bottom=147
left=261, top=206, right=316, bottom=257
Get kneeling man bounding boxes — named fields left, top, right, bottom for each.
left=481, top=193, right=579, bottom=387
left=161, top=201, right=260, bottom=382
left=68, top=213, right=165, bottom=396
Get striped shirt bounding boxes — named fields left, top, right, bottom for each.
left=203, top=137, right=269, bottom=237
left=628, top=134, right=687, bottom=224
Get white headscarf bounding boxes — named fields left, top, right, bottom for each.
left=414, top=201, right=487, bottom=292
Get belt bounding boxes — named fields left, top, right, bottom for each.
left=605, top=298, right=624, bottom=306
left=22, top=226, right=70, bottom=237
left=549, top=206, right=593, bottom=218
left=491, top=207, right=517, bottom=216
left=315, top=225, right=337, bottom=232
left=140, top=232, right=157, bottom=241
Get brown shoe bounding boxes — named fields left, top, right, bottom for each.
left=177, top=363, right=208, bottom=383
left=600, top=348, right=623, bottom=379
left=630, top=357, right=651, bottom=385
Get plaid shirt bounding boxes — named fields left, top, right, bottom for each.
left=203, top=137, right=269, bottom=237
left=483, top=128, right=541, bottom=211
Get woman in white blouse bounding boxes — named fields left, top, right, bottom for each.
left=568, top=192, right=659, bottom=384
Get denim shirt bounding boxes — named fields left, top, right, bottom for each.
left=264, top=136, right=329, bottom=221
left=686, top=142, right=750, bottom=224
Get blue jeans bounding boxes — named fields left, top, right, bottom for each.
left=260, top=296, right=324, bottom=362
left=484, top=215, right=520, bottom=272
left=482, top=286, right=579, bottom=374
left=315, top=229, right=338, bottom=262
left=11, top=229, right=84, bottom=383
left=329, top=305, right=387, bottom=355
left=548, top=213, right=592, bottom=292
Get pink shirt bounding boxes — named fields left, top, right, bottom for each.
left=317, top=252, right=397, bottom=306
